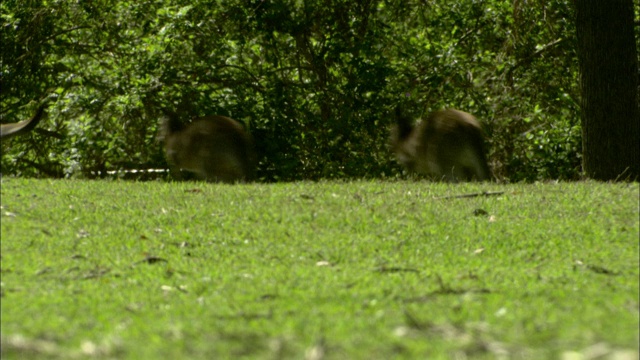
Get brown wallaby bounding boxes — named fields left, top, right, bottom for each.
left=1, top=103, right=47, bottom=139
left=159, top=113, right=256, bottom=183
left=390, top=107, right=491, bottom=182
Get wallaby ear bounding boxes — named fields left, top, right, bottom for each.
left=394, top=105, right=414, bottom=140
left=394, top=105, right=403, bottom=119
left=157, top=108, right=184, bottom=140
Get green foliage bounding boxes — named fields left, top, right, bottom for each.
left=1, top=0, right=581, bottom=181
left=1, top=179, right=638, bottom=358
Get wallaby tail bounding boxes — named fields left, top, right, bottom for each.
left=0, top=102, right=48, bottom=139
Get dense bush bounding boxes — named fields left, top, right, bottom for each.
left=1, top=0, right=582, bottom=182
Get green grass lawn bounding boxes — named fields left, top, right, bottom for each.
left=1, top=179, right=638, bottom=359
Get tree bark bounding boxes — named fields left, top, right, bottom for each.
left=575, top=0, right=639, bottom=181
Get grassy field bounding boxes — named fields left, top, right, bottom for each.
left=1, top=179, right=638, bottom=359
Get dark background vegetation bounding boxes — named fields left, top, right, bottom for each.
left=1, top=0, right=618, bottom=182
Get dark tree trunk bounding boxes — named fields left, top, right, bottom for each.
left=575, top=0, right=639, bottom=181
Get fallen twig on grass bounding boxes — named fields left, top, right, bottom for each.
left=435, top=191, right=504, bottom=199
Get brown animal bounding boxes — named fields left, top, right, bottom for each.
left=390, top=107, right=491, bottom=182
left=159, top=113, right=256, bottom=183
left=1, top=103, right=47, bottom=139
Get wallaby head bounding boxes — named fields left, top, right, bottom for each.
left=0, top=103, right=48, bottom=139
left=159, top=113, right=256, bottom=183
left=390, top=108, right=491, bottom=182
